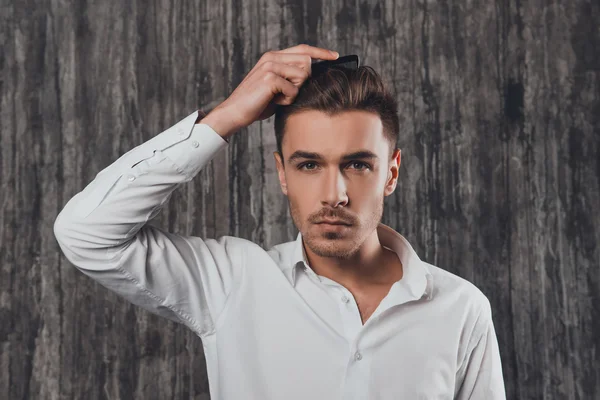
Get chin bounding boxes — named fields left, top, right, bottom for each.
left=310, top=241, right=357, bottom=259
left=305, top=228, right=359, bottom=258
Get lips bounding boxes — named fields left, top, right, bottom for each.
left=316, top=219, right=351, bottom=226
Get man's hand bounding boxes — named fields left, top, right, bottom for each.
left=200, top=44, right=339, bottom=140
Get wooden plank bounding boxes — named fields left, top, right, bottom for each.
left=0, top=0, right=597, bottom=398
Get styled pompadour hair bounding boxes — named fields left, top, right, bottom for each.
left=274, top=65, right=399, bottom=162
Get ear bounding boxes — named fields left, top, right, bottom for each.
left=384, top=149, right=401, bottom=196
left=273, top=151, right=288, bottom=196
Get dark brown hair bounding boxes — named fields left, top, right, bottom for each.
left=274, top=65, right=399, bottom=162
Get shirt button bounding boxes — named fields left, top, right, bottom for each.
left=354, top=352, right=362, bottom=361
left=341, top=295, right=350, bottom=303
left=192, top=140, right=199, bottom=148
left=128, top=175, right=135, bottom=182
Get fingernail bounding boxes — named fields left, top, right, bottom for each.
left=331, top=51, right=339, bottom=58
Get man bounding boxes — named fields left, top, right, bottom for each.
left=54, top=44, right=506, bottom=399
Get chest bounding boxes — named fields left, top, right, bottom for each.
left=214, top=276, right=459, bottom=400
left=351, top=286, right=394, bottom=325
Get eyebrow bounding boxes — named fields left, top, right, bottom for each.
left=287, top=150, right=379, bottom=164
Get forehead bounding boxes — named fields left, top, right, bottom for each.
left=283, top=110, right=386, bottom=158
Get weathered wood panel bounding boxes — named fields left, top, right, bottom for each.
left=0, top=0, right=598, bottom=399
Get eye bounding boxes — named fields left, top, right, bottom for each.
left=297, top=161, right=371, bottom=171
left=349, top=161, right=370, bottom=170
left=298, top=162, right=318, bottom=171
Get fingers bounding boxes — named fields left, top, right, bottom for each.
left=275, top=44, right=339, bottom=61
left=243, top=53, right=310, bottom=85
left=244, top=44, right=338, bottom=108
left=268, top=53, right=313, bottom=75
left=250, top=45, right=338, bottom=82
left=270, top=74, right=299, bottom=105
left=260, top=62, right=305, bottom=104
left=260, top=60, right=310, bottom=85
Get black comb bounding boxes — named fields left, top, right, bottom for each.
left=311, top=54, right=360, bottom=77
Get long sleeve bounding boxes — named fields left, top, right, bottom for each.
left=455, top=300, right=507, bottom=399
left=53, top=110, right=243, bottom=338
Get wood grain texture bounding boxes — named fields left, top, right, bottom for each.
left=1, top=0, right=598, bottom=399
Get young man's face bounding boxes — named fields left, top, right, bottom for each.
left=274, top=110, right=401, bottom=259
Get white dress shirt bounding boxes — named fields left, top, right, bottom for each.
left=53, top=110, right=506, bottom=399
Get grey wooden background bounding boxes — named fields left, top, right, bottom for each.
left=1, top=0, right=598, bottom=399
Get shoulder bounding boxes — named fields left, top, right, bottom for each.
left=266, top=239, right=297, bottom=265
left=423, top=261, right=496, bottom=356
left=185, top=234, right=266, bottom=264
left=423, top=261, right=492, bottom=319
left=204, top=235, right=297, bottom=268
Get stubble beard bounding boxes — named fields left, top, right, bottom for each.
left=288, top=195, right=384, bottom=260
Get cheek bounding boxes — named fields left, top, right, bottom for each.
left=352, top=176, right=387, bottom=205
left=351, top=172, right=387, bottom=193
left=351, top=189, right=384, bottom=210
left=287, top=188, right=312, bottom=213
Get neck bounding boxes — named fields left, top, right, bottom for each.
left=303, top=228, right=402, bottom=289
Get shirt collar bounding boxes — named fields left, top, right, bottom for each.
left=282, top=222, right=433, bottom=301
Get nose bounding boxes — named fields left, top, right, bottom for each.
left=320, top=168, right=348, bottom=208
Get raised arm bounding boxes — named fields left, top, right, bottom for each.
left=53, top=110, right=244, bottom=337
left=53, top=44, right=340, bottom=338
